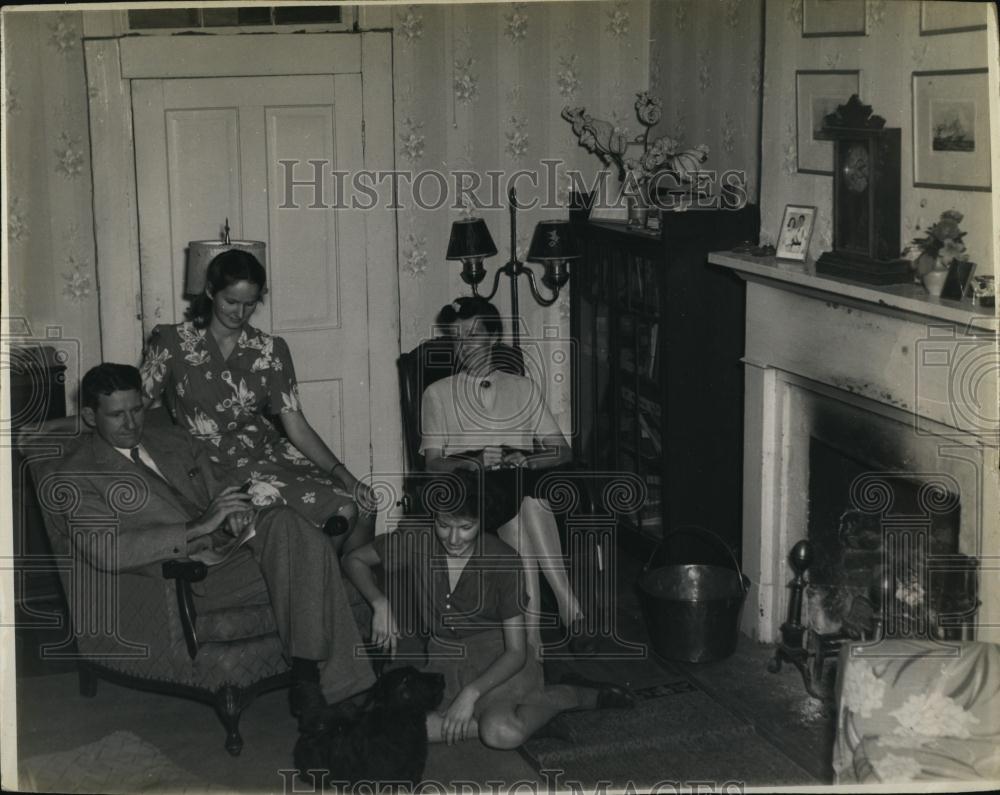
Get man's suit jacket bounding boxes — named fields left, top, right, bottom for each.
left=45, top=421, right=239, bottom=574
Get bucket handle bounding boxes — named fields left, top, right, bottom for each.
left=644, top=525, right=749, bottom=595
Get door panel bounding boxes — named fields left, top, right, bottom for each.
left=131, top=74, right=370, bottom=471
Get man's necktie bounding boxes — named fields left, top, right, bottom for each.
left=129, top=446, right=201, bottom=518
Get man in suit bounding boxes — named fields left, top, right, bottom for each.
left=54, top=362, right=374, bottom=721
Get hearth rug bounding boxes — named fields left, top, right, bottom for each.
left=520, top=680, right=814, bottom=788
left=19, top=730, right=221, bottom=794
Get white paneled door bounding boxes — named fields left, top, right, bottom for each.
left=131, top=74, right=369, bottom=473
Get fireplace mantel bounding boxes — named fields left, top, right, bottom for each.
left=708, top=250, right=999, bottom=644
left=710, top=250, right=996, bottom=333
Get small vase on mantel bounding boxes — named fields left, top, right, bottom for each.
left=922, top=267, right=948, bottom=298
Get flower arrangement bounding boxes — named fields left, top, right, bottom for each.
left=903, top=209, right=969, bottom=279
left=561, top=92, right=709, bottom=191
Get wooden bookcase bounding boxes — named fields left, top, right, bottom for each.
left=569, top=205, right=759, bottom=556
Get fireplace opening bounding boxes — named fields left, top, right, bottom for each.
left=805, top=436, right=977, bottom=640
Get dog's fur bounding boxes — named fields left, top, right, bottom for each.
left=294, top=666, right=446, bottom=787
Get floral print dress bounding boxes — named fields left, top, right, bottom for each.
left=140, top=322, right=354, bottom=526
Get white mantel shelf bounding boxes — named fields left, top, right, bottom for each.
left=709, top=250, right=997, bottom=334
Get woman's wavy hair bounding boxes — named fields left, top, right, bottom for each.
left=186, top=249, right=267, bottom=329
left=435, top=296, right=503, bottom=337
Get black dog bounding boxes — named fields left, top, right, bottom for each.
left=294, top=666, right=446, bottom=787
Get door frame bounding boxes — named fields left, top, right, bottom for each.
left=84, top=31, right=403, bottom=489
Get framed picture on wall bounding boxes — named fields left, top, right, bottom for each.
left=802, top=0, right=867, bottom=37
left=776, top=205, right=816, bottom=261
left=920, top=1, right=987, bottom=35
left=796, top=70, right=861, bottom=175
left=912, top=69, right=991, bottom=191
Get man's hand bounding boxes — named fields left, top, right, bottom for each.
left=187, top=486, right=253, bottom=541
left=501, top=449, right=528, bottom=468
left=224, top=509, right=255, bottom=537
left=480, top=446, right=504, bottom=469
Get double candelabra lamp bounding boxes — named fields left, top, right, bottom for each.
left=445, top=187, right=578, bottom=350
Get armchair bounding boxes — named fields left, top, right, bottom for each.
left=396, top=338, right=612, bottom=650
left=22, top=436, right=290, bottom=757
left=833, top=639, right=1000, bottom=785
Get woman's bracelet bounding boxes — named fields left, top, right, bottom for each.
left=331, top=463, right=348, bottom=479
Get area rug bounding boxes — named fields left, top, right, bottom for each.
left=19, top=730, right=220, bottom=794
left=520, top=680, right=816, bottom=788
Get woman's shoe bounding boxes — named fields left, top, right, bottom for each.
left=559, top=672, right=637, bottom=710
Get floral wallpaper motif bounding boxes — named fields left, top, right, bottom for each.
left=392, top=1, right=651, bottom=428
left=606, top=1, right=631, bottom=39
left=648, top=0, right=763, bottom=203
left=504, top=3, right=529, bottom=43
left=54, top=131, right=85, bottom=178
left=61, top=255, right=93, bottom=303
left=4, top=9, right=100, bottom=396
left=47, top=13, right=78, bottom=54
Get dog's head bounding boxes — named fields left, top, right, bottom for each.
left=293, top=704, right=356, bottom=785
left=372, top=666, right=445, bottom=713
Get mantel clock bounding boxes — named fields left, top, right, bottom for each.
left=815, top=96, right=910, bottom=285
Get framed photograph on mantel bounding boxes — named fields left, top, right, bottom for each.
left=776, top=205, right=816, bottom=262
left=920, top=1, right=988, bottom=35
left=802, top=0, right=867, bottom=37
left=912, top=69, right=991, bottom=192
left=796, top=70, right=861, bottom=174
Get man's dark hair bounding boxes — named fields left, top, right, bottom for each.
left=81, top=363, right=142, bottom=410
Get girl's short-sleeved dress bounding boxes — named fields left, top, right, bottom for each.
left=373, top=526, right=546, bottom=716
left=140, top=321, right=354, bottom=526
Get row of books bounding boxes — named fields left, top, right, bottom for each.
left=618, top=315, right=661, bottom=381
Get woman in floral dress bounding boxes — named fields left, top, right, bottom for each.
left=140, top=249, right=374, bottom=554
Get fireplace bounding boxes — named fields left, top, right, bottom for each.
left=708, top=251, right=999, bottom=645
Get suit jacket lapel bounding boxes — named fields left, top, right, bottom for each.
left=141, top=427, right=210, bottom=510
left=90, top=433, right=199, bottom=516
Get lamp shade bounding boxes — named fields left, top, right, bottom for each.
left=446, top=218, right=498, bottom=261
left=184, top=239, right=266, bottom=298
left=526, top=220, right=579, bottom=262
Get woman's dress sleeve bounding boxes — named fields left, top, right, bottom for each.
left=268, top=336, right=303, bottom=415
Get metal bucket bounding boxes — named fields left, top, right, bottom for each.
left=637, top=527, right=750, bottom=663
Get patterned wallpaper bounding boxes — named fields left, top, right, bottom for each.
left=390, top=1, right=651, bottom=427
left=3, top=10, right=99, bottom=396
left=2, top=2, right=712, bottom=431
left=648, top=0, right=764, bottom=202
left=759, top=0, right=994, bottom=272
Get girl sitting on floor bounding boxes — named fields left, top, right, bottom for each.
left=342, top=472, right=635, bottom=748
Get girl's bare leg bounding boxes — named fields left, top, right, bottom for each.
left=496, top=515, right=544, bottom=652
left=477, top=685, right=594, bottom=750
left=518, top=497, right=583, bottom=627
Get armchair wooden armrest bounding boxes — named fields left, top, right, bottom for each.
left=161, top=559, right=208, bottom=660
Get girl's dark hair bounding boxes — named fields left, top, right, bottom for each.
left=435, top=296, right=503, bottom=336
left=424, top=471, right=481, bottom=523
left=187, top=249, right=267, bottom=328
